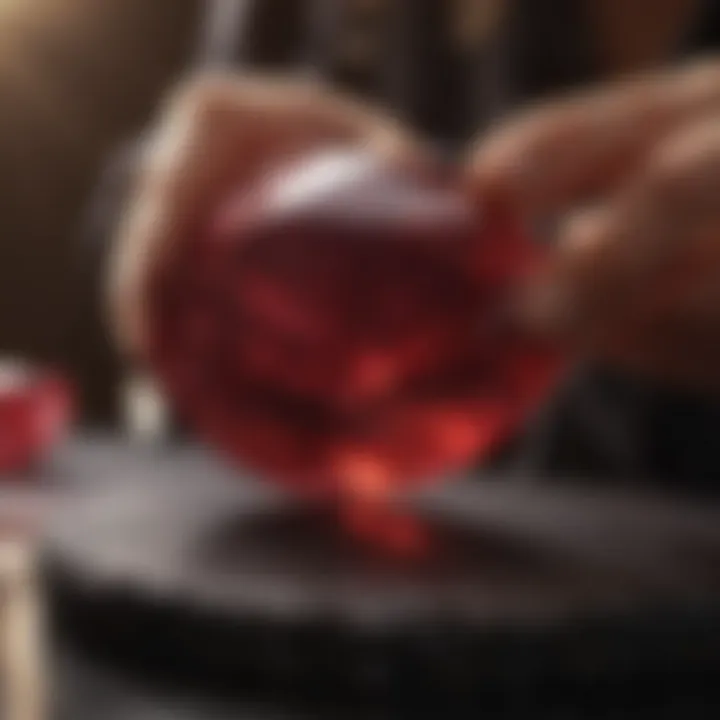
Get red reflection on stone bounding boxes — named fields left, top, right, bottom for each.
left=338, top=499, right=431, bottom=560
left=149, top=149, right=562, bottom=499
left=0, top=360, right=73, bottom=475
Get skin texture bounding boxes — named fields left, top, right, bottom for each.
left=110, top=58, right=720, bottom=392
left=469, top=58, right=720, bottom=390
left=108, top=73, right=426, bottom=360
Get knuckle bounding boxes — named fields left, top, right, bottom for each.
left=647, top=123, right=720, bottom=210
left=172, top=73, right=226, bottom=109
left=182, top=83, right=225, bottom=128
left=165, top=73, right=237, bottom=131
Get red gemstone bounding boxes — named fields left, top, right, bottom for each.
left=149, top=149, right=561, bottom=498
left=0, top=359, right=73, bottom=475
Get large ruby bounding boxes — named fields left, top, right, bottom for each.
left=0, top=360, right=73, bottom=475
left=149, top=149, right=561, bottom=499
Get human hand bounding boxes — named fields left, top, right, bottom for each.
left=469, top=59, right=720, bottom=390
left=107, top=73, right=422, bottom=359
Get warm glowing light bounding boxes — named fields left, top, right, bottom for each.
left=335, top=452, right=391, bottom=501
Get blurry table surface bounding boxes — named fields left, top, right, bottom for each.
left=41, top=432, right=720, bottom=600
left=50, top=649, right=720, bottom=720
left=53, top=651, right=307, bottom=720
left=21, top=434, right=720, bottom=716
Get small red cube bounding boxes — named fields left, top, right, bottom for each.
left=0, top=360, right=73, bottom=475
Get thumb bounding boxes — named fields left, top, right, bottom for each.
left=518, top=206, right=632, bottom=347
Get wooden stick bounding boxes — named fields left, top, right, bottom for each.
left=0, top=541, right=45, bottom=720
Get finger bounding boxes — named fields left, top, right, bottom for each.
left=108, top=72, right=425, bottom=357
left=467, top=58, right=720, bottom=214
left=524, top=212, right=720, bottom=393
left=145, top=72, right=425, bottom=227
left=526, top=115, right=720, bottom=386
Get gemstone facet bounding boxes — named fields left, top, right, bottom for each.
left=149, top=149, right=561, bottom=498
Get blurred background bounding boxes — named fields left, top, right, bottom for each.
left=2, top=2, right=720, bottom=719
left=0, top=0, right=200, bottom=411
